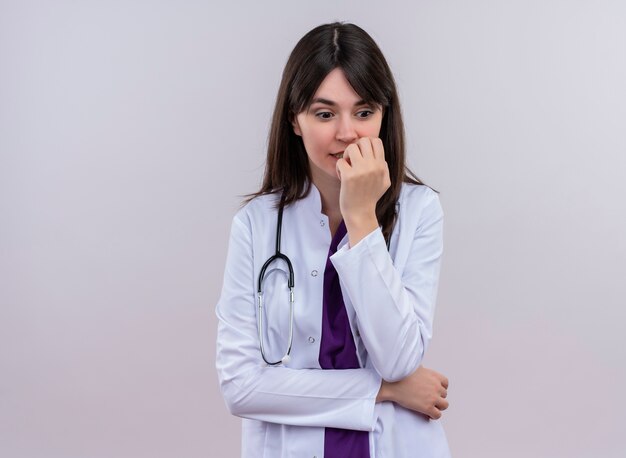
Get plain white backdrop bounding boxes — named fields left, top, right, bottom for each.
left=1, top=1, right=625, bottom=457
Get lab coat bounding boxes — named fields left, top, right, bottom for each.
left=215, top=181, right=451, bottom=458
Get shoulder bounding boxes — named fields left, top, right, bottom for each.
left=233, top=192, right=281, bottom=224
left=398, top=182, right=443, bottom=219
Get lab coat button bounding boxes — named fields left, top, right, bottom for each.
left=311, top=270, right=318, bottom=277
left=308, top=336, right=315, bottom=343
left=320, top=220, right=325, bottom=226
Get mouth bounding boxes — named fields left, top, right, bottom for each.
left=331, top=152, right=344, bottom=159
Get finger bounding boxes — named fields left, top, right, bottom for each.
left=356, top=137, right=375, bottom=159
left=343, top=143, right=360, bottom=166
left=372, top=137, right=385, bottom=161
left=335, top=157, right=351, bottom=181
left=441, top=388, right=447, bottom=398
left=436, top=398, right=449, bottom=411
left=429, top=407, right=442, bottom=420
left=441, top=376, right=449, bottom=389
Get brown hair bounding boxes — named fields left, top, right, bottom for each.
left=244, top=22, right=432, bottom=244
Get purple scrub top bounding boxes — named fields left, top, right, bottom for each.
left=318, top=220, right=370, bottom=458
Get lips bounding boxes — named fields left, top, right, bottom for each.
left=331, top=152, right=344, bottom=159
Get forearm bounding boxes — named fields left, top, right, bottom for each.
left=331, top=194, right=444, bottom=382
left=331, top=228, right=437, bottom=381
left=217, top=312, right=383, bottom=431
left=219, top=360, right=381, bottom=431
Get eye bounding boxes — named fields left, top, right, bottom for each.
left=315, top=111, right=334, bottom=120
left=357, top=110, right=374, bottom=118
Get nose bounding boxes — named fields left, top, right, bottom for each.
left=336, top=116, right=358, bottom=145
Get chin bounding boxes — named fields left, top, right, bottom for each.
left=323, top=170, right=341, bottom=183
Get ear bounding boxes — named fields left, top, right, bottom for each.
left=291, top=114, right=302, bottom=137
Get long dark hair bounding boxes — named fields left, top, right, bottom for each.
left=244, top=22, right=431, bottom=244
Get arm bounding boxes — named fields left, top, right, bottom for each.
left=216, top=213, right=382, bottom=431
left=331, top=191, right=444, bottom=381
left=334, top=137, right=444, bottom=381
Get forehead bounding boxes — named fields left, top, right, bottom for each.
left=311, top=68, right=362, bottom=104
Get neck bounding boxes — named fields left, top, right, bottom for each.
left=311, top=171, right=341, bottom=218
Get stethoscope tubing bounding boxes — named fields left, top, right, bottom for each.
left=256, top=190, right=396, bottom=366
left=257, top=192, right=295, bottom=366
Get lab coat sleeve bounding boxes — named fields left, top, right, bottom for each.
left=330, top=190, right=444, bottom=382
left=215, top=212, right=382, bottom=431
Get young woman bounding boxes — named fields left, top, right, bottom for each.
left=216, top=22, right=451, bottom=457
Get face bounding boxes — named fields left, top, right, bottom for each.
left=291, top=67, right=383, bottom=185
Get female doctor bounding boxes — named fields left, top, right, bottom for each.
left=216, top=22, right=451, bottom=457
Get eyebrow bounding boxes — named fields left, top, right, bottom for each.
left=310, top=97, right=370, bottom=107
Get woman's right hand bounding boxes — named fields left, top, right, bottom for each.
left=376, top=366, right=449, bottom=420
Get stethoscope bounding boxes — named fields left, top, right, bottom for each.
left=256, top=191, right=396, bottom=366
left=257, top=192, right=294, bottom=366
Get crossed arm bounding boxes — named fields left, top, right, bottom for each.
left=215, top=195, right=449, bottom=430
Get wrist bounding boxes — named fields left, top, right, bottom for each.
left=344, top=210, right=378, bottom=247
left=376, top=380, right=393, bottom=403
left=343, top=207, right=376, bottom=227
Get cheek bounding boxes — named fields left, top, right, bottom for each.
left=359, top=127, right=380, bottom=138
left=362, top=117, right=383, bottom=137
left=302, top=126, right=333, bottom=151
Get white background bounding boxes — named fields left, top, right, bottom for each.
left=1, top=1, right=625, bottom=457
